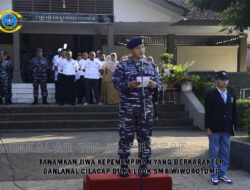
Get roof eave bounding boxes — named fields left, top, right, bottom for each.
left=171, top=19, right=222, bottom=26
left=149, top=0, right=189, bottom=16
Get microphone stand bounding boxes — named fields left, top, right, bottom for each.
left=140, top=58, right=146, bottom=190
left=140, top=59, right=146, bottom=120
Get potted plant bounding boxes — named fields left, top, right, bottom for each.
left=173, top=61, right=199, bottom=92
left=160, top=53, right=174, bottom=75
left=179, top=75, right=200, bottom=91
left=162, top=72, right=176, bottom=88
left=160, top=53, right=177, bottom=88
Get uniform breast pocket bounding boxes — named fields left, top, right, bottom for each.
left=124, top=69, right=137, bottom=81
left=144, top=66, right=154, bottom=77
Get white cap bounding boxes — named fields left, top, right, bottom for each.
left=58, top=48, right=63, bottom=52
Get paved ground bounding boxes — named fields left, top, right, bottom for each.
left=0, top=129, right=249, bottom=190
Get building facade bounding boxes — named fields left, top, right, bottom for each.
left=0, top=0, right=249, bottom=83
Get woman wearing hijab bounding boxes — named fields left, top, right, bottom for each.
left=101, top=53, right=120, bottom=104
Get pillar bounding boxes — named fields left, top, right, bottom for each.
left=107, top=23, right=114, bottom=54
left=238, top=32, right=248, bottom=72
left=13, top=31, right=22, bottom=83
left=167, top=34, right=176, bottom=54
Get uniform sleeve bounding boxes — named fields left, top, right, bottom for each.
left=7, top=61, right=14, bottom=74
left=59, top=60, right=63, bottom=71
left=52, top=56, right=56, bottom=65
left=232, top=95, right=238, bottom=130
left=98, top=61, right=102, bottom=70
left=152, top=64, right=162, bottom=89
left=30, top=58, right=35, bottom=71
left=75, top=61, right=79, bottom=70
left=54, top=58, right=59, bottom=67
left=52, top=57, right=58, bottom=70
left=112, top=63, right=129, bottom=92
left=45, top=58, right=49, bottom=72
left=205, top=92, right=212, bottom=129
left=82, top=60, right=86, bottom=70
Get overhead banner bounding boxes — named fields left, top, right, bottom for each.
left=20, top=12, right=114, bottom=23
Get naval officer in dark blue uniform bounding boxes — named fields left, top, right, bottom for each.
left=112, top=37, right=162, bottom=177
left=205, top=71, right=238, bottom=185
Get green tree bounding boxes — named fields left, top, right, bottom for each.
left=188, top=0, right=250, bottom=32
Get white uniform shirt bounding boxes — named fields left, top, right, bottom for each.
left=61, top=59, right=78, bottom=76
left=217, top=87, right=228, bottom=103
left=83, top=59, right=102, bottom=79
left=75, top=59, right=86, bottom=80
left=52, top=54, right=59, bottom=65
left=52, top=55, right=60, bottom=81
left=55, top=57, right=66, bottom=74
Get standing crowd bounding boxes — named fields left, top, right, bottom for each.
left=50, top=48, right=122, bottom=106
left=31, top=47, right=160, bottom=106
left=0, top=48, right=160, bottom=106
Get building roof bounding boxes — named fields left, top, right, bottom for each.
left=165, top=0, right=225, bottom=25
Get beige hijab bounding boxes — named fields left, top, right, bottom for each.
left=103, top=52, right=119, bottom=73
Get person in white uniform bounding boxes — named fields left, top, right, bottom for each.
left=61, top=50, right=78, bottom=105
left=98, top=53, right=106, bottom=100
left=52, top=48, right=62, bottom=103
left=75, top=53, right=85, bottom=104
left=82, top=51, right=103, bottom=105
left=54, top=49, right=66, bottom=105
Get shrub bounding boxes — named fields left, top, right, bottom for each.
left=193, top=78, right=216, bottom=105
left=242, top=109, right=250, bottom=136
left=237, top=100, right=250, bottom=129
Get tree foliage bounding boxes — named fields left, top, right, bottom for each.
left=188, top=0, right=250, bottom=32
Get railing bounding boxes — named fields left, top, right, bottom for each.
left=13, top=0, right=113, bottom=14
left=240, top=88, right=250, bottom=99
left=159, top=85, right=177, bottom=104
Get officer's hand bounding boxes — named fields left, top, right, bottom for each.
left=148, top=80, right=156, bottom=89
left=127, top=81, right=141, bottom=89
left=206, top=128, right=213, bottom=136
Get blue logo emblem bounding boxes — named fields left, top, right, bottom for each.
left=0, top=10, right=22, bottom=33
left=2, top=14, right=17, bottom=27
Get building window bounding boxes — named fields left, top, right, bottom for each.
left=13, top=0, right=114, bottom=14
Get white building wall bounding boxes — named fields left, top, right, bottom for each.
left=114, top=0, right=182, bottom=22
left=0, top=0, right=12, bottom=12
